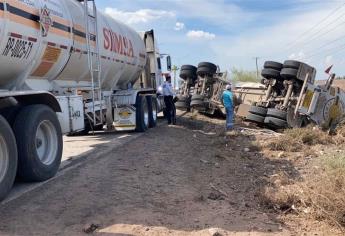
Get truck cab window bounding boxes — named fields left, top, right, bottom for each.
left=157, top=58, right=162, bottom=70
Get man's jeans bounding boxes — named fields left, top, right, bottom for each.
left=225, top=107, right=234, bottom=129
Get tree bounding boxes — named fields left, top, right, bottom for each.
left=231, top=68, right=259, bottom=83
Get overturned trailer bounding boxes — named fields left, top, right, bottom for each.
left=242, top=60, right=345, bottom=129
left=176, top=62, right=231, bottom=115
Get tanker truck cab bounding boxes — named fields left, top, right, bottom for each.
left=111, top=29, right=167, bottom=131
left=0, top=0, right=168, bottom=201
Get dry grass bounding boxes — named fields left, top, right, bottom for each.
left=260, top=154, right=345, bottom=231
left=258, top=185, right=301, bottom=212
left=301, top=155, right=345, bottom=229
left=266, top=126, right=333, bottom=152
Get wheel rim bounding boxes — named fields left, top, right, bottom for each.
left=35, top=120, right=58, bottom=165
left=0, top=135, right=9, bottom=183
left=143, top=101, right=149, bottom=127
left=152, top=101, right=157, bottom=122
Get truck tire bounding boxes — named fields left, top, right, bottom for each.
left=280, top=68, right=298, bottom=80
left=283, top=60, right=301, bottom=70
left=190, top=99, right=205, bottom=107
left=176, top=101, right=189, bottom=110
left=264, top=61, right=283, bottom=71
left=135, top=96, right=149, bottom=132
left=266, top=108, right=287, bottom=120
left=261, top=68, right=281, bottom=80
left=198, top=62, right=217, bottom=71
left=180, top=70, right=197, bottom=80
left=13, top=105, right=62, bottom=182
left=180, top=65, right=197, bottom=80
left=197, top=67, right=216, bottom=77
left=0, top=115, right=17, bottom=201
left=147, top=96, right=157, bottom=128
left=181, top=65, right=197, bottom=71
left=248, top=106, right=267, bottom=116
left=0, top=106, right=21, bottom=127
left=191, top=94, right=204, bottom=101
left=264, top=116, right=287, bottom=128
left=246, top=113, right=265, bottom=123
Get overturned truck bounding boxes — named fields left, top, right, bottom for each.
left=176, top=62, right=231, bottom=115
left=243, top=60, right=345, bottom=130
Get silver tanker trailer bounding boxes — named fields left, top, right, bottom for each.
left=0, top=0, right=169, bottom=200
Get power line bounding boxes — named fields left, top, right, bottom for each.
left=305, top=42, right=345, bottom=60
left=304, top=18, right=345, bottom=43
left=304, top=32, right=345, bottom=55
left=285, top=2, right=345, bottom=48
left=286, top=18, right=345, bottom=58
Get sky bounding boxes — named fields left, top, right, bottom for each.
left=97, top=0, right=345, bottom=80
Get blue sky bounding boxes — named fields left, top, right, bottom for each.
left=97, top=0, right=345, bottom=79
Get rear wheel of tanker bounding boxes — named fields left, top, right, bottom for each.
left=0, top=115, right=17, bottom=201
left=136, top=96, right=149, bottom=132
left=13, top=105, right=63, bottom=182
left=147, top=96, right=158, bottom=128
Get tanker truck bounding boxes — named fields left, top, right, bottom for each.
left=0, top=0, right=169, bottom=201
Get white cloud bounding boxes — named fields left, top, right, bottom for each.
left=104, top=8, right=175, bottom=25
left=186, top=30, right=216, bottom=40
left=289, top=51, right=306, bottom=61
left=325, top=55, right=333, bottom=64
left=173, top=0, right=257, bottom=29
left=174, top=22, right=185, bottom=31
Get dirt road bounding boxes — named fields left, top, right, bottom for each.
left=0, top=115, right=335, bottom=235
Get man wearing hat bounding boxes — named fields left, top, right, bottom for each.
left=222, top=84, right=234, bottom=130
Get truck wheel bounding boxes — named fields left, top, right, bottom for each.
left=248, top=106, right=267, bottom=116
left=261, top=68, right=281, bottom=80
left=190, top=99, right=205, bottom=107
left=280, top=68, right=298, bottom=80
left=246, top=113, right=265, bottom=123
left=136, top=96, right=149, bottom=132
left=180, top=65, right=197, bottom=80
left=283, top=60, right=301, bottom=70
left=264, top=116, right=288, bottom=129
left=197, top=62, right=217, bottom=71
left=147, top=96, right=157, bottom=128
left=264, top=61, right=283, bottom=71
left=191, top=94, right=205, bottom=101
left=266, top=108, right=287, bottom=120
left=13, top=105, right=62, bottom=182
left=175, top=97, right=189, bottom=110
left=0, top=115, right=17, bottom=201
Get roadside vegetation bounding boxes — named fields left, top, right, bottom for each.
left=231, top=68, right=260, bottom=83
left=260, top=125, right=345, bottom=232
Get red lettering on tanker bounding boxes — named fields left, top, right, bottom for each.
left=103, top=28, right=134, bottom=58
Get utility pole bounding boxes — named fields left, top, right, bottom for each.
left=171, top=65, right=179, bottom=89
left=253, top=57, right=260, bottom=80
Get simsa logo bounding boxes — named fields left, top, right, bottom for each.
left=103, top=28, right=134, bottom=58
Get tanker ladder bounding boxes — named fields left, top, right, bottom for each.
left=80, top=0, right=103, bottom=127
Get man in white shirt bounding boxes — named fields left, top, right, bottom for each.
left=162, top=75, right=176, bottom=125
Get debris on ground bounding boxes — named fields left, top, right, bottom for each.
left=83, top=223, right=100, bottom=234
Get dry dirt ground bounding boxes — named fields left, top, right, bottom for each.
left=0, top=113, right=341, bottom=236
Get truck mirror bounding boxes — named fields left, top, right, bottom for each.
left=167, top=56, right=172, bottom=71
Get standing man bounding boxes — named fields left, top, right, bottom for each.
left=222, top=84, right=234, bottom=130
left=163, top=75, right=176, bottom=125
